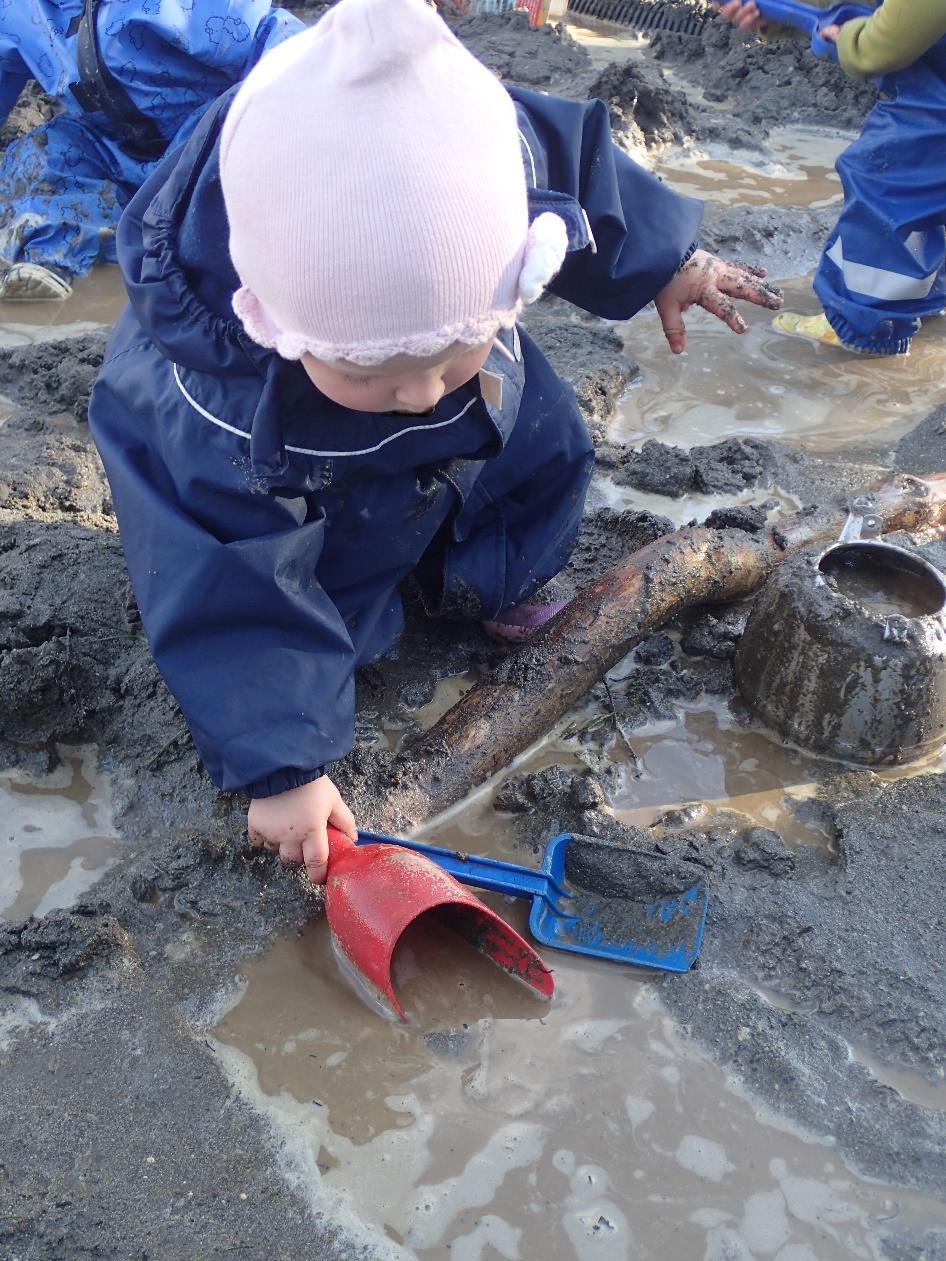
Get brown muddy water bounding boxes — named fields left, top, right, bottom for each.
left=209, top=674, right=946, bottom=1259
left=0, top=267, right=127, bottom=350
left=0, top=747, right=118, bottom=922
left=654, top=128, right=846, bottom=210
left=616, top=274, right=946, bottom=455
left=820, top=547, right=946, bottom=621
left=211, top=911, right=945, bottom=1259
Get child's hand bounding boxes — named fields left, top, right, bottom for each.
left=818, top=23, right=841, bottom=42
left=654, top=250, right=784, bottom=354
left=247, top=775, right=357, bottom=885
left=715, top=0, right=766, bottom=32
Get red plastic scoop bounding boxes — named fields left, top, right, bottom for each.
left=325, top=826, right=554, bottom=1020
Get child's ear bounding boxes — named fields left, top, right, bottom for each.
left=517, top=213, right=568, bottom=305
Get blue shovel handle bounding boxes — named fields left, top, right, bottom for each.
left=356, top=830, right=571, bottom=904
left=752, top=0, right=873, bottom=59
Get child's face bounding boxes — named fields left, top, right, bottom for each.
left=301, top=341, right=493, bottom=414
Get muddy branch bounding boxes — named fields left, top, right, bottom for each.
left=374, top=473, right=946, bottom=830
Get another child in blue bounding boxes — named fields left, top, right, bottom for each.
left=89, top=0, right=783, bottom=880
left=717, top=0, right=946, bottom=355
left=0, top=0, right=302, bottom=298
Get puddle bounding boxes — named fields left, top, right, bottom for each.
left=849, top=1045, right=946, bottom=1114
left=616, top=275, right=946, bottom=454
left=592, top=477, right=802, bottom=527
left=655, top=127, right=846, bottom=209
left=0, top=265, right=126, bottom=349
left=212, top=953, right=944, bottom=1258
left=213, top=662, right=946, bottom=1256
left=600, top=697, right=829, bottom=842
left=0, top=748, right=120, bottom=922
left=565, top=22, right=650, bottom=71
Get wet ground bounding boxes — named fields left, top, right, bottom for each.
left=2, top=10, right=946, bottom=1261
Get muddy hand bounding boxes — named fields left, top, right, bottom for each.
left=654, top=249, right=783, bottom=354
left=714, top=0, right=766, bottom=31
left=247, top=775, right=357, bottom=884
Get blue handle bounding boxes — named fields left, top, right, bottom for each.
left=752, top=0, right=872, bottom=59
left=357, top=830, right=561, bottom=902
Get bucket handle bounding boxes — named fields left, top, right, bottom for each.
left=838, top=495, right=883, bottom=544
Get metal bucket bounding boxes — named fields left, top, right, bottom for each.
left=735, top=502, right=946, bottom=765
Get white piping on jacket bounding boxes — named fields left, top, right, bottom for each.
left=518, top=128, right=537, bottom=188
left=172, top=363, right=479, bottom=458
left=518, top=126, right=596, bottom=254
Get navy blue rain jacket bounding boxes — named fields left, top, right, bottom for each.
left=89, top=83, right=702, bottom=798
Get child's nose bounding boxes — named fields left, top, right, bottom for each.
left=394, top=375, right=445, bottom=411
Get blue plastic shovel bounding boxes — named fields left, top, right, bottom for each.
left=357, top=830, right=708, bottom=972
left=752, top=0, right=872, bottom=59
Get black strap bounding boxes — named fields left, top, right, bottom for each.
left=70, top=0, right=168, bottom=162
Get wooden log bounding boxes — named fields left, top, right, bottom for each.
left=373, top=474, right=946, bottom=831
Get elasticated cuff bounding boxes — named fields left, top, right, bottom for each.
left=826, top=310, right=913, bottom=357
left=676, top=241, right=699, bottom=272
left=246, top=765, right=326, bottom=799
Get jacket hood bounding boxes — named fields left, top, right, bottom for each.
left=116, top=87, right=270, bottom=378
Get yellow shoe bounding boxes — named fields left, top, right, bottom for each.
left=772, top=311, right=845, bottom=348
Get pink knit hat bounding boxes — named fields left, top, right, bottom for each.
left=219, top=0, right=567, bottom=366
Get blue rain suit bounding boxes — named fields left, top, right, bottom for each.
left=88, top=84, right=702, bottom=798
left=0, top=1, right=303, bottom=277
left=815, top=35, right=946, bottom=354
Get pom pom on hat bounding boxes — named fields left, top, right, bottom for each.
left=220, top=0, right=564, bottom=365
left=517, top=213, right=568, bottom=305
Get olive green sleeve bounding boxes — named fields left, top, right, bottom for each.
left=837, top=0, right=946, bottom=78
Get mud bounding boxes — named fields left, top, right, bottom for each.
left=0, top=83, right=58, bottom=149
left=523, top=303, right=640, bottom=441
left=648, top=14, right=877, bottom=132
left=604, top=434, right=780, bottom=496
left=0, top=332, right=108, bottom=423
left=2, top=7, right=946, bottom=1260
left=449, top=10, right=592, bottom=89
left=588, top=54, right=694, bottom=148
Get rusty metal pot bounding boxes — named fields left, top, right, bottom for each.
left=735, top=498, right=946, bottom=765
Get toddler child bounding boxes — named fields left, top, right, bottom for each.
left=89, top=0, right=782, bottom=880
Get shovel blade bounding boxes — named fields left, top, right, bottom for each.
left=533, top=833, right=708, bottom=971
left=325, top=834, right=553, bottom=1020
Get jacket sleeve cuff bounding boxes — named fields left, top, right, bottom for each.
left=246, top=766, right=326, bottom=799
left=676, top=241, right=699, bottom=272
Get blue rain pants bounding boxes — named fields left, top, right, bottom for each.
left=815, top=37, right=946, bottom=354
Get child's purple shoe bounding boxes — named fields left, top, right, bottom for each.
left=481, top=600, right=568, bottom=644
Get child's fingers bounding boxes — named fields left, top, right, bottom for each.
left=716, top=0, right=764, bottom=29
left=715, top=265, right=784, bottom=309
left=700, top=286, right=748, bottom=334
left=329, top=795, right=358, bottom=843
left=727, top=260, right=769, bottom=278
left=278, top=839, right=305, bottom=867
left=654, top=291, right=689, bottom=353
left=660, top=310, right=688, bottom=353
left=248, top=824, right=279, bottom=853
left=302, top=827, right=330, bottom=885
